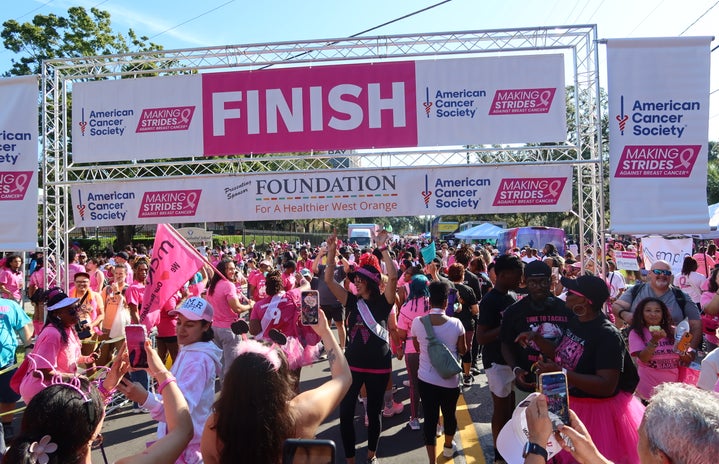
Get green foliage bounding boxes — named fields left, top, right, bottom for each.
left=1, top=6, right=164, bottom=77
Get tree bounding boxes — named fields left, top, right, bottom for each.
left=2, top=7, right=166, bottom=250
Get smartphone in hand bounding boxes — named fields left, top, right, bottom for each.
left=300, top=290, right=319, bottom=325
left=539, top=371, right=570, bottom=427
left=125, top=324, right=149, bottom=369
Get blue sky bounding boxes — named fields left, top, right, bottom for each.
left=1, top=0, right=718, bottom=139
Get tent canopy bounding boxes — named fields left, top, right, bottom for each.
left=454, top=222, right=503, bottom=240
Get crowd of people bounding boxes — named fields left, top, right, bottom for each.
left=0, top=231, right=718, bottom=463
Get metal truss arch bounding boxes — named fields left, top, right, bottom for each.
left=42, top=25, right=603, bottom=271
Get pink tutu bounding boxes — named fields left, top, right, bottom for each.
left=281, top=336, right=322, bottom=370
left=553, top=392, right=644, bottom=464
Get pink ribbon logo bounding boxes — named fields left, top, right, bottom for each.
left=547, top=180, right=562, bottom=197
left=539, top=90, right=552, bottom=106
left=179, top=108, right=192, bottom=125
left=185, top=192, right=198, bottom=208
left=11, top=173, right=28, bottom=193
left=679, top=148, right=695, bottom=169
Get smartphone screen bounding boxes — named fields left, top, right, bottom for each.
left=282, top=438, right=335, bottom=464
left=540, top=372, right=570, bottom=426
left=300, top=290, right=319, bottom=325
left=125, top=324, right=149, bottom=368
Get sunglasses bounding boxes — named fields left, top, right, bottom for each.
left=651, top=269, right=672, bottom=276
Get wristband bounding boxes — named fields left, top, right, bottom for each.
left=96, top=382, right=116, bottom=404
left=157, top=376, right=177, bottom=394
left=378, top=245, right=388, bottom=252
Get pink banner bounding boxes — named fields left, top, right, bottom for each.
left=141, top=223, right=207, bottom=329
left=201, top=61, right=417, bottom=155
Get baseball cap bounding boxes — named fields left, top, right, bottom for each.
left=114, top=251, right=129, bottom=260
left=300, top=268, right=312, bottom=277
left=260, top=260, right=272, bottom=267
left=169, top=297, right=214, bottom=321
left=560, top=275, right=609, bottom=306
left=45, top=287, right=79, bottom=311
left=496, top=392, right=562, bottom=464
left=524, top=260, right=551, bottom=278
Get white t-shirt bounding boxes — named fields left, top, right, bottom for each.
left=697, top=347, right=719, bottom=392
left=607, top=271, right=626, bottom=299
left=412, top=314, right=465, bottom=388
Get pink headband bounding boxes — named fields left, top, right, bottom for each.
left=354, top=266, right=380, bottom=284
left=233, top=340, right=282, bottom=371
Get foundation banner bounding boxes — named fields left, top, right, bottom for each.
left=72, top=55, right=566, bottom=162
left=0, top=75, right=39, bottom=251
left=70, top=164, right=572, bottom=227
left=607, top=37, right=712, bottom=234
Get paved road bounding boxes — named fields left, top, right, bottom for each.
left=90, top=351, right=497, bottom=464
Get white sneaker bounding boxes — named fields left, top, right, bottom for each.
left=442, top=442, right=456, bottom=458
left=382, top=401, right=404, bottom=417
left=408, top=417, right=421, bottom=430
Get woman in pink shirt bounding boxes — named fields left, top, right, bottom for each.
left=0, top=254, right=24, bottom=303
left=206, top=260, right=253, bottom=377
left=19, top=288, right=98, bottom=403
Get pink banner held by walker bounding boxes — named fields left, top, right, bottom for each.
left=141, top=224, right=207, bottom=329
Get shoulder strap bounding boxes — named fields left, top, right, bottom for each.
left=420, top=315, right=437, bottom=342
left=630, top=282, right=644, bottom=301
left=671, top=287, right=687, bottom=318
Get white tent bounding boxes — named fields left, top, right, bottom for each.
left=454, top=222, right=503, bottom=240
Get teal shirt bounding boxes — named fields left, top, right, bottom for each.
left=0, top=297, right=31, bottom=368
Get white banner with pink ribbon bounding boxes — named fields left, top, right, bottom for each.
left=71, top=55, right=566, bottom=162
left=607, top=37, right=712, bottom=235
left=70, top=164, right=572, bottom=227
left=0, top=75, right=38, bottom=251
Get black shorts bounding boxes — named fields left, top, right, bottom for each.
left=0, top=363, right=20, bottom=404
left=321, top=304, right=345, bottom=323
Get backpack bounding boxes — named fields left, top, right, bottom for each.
left=420, top=316, right=462, bottom=379
left=629, top=283, right=686, bottom=318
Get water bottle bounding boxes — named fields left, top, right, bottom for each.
left=673, top=319, right=692, bottom=354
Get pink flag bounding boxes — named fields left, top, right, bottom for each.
left=141, top=224, right=207, bottom=330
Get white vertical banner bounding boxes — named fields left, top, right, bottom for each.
left=0, top=75, right=38, bottom=251
left=640, top=236, right=692, bottom=275
left=607, top=37, right=712, bottom=235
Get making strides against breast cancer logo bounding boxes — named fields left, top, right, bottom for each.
left=0, top=171, right=32, bottom=201
left=138, top=190, right=202, bottom=218
left=614, top=145, right=701, bottom=178
left=136, top=106, right=196, bottom=133
left=488, top=88, right=556, bottom=115
left=492, top=177, right=566, bottom=207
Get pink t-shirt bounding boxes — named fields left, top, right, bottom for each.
left=629, top=328, right=680, bottom=400
left=282, top=271, right=296, bottom=292
left=0, top=268, right=24, bottom=301
left=20, top=325, right=81, bottom=402
left=157, top=293, right=180, bottom=337
left=248, top=272, right=267, bottom=301
left=397, top=297, right=430, bottom=354
left=206, top=280, right=238, bottom=329
left=250, top=289, right=302, bottom=340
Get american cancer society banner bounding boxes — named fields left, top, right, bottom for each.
left=607, top=37, right=712, bottom=235
left=71, top=55, right=566, bottom=162
left=70, top=164, right=572, bottom=227
left=0, top=75, right=38, bottom=251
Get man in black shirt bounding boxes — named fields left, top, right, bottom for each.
left=476, top=254, right=524, bottom=464
left=500, top=260, right=572, bottom=397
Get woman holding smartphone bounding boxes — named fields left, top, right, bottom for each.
left=529, top=275, right=644, bottom=464
left=249, top=270, right=318, bottom=392
left=118, top=297, right=222, bottom=464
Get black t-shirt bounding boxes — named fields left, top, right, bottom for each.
left=451, top=282, right=478, bottom=330
left=500, top=296, right=572, bottom=388
left=463, top=269, right=483, bottom=301
left=477, top=288, right=517, bottom=369
left=554, top=314, right=638, bottom=398
left=344, top=292, right=392, bottom=370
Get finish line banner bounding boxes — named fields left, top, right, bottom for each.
left=70, top=165, right=572, bottom=227
left=0, top=75, right=38, bottom=251
left=607, top=37, right=712, bottom=235
left=72, top=55, right=566, bottom=162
